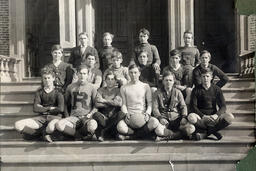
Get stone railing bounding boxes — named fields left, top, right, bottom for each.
left=239, top=51, right=255, bottom=78
left=0, top=55, right=22, bottom=82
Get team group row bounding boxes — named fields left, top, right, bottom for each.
left=14, top=29, right=234, bottom=142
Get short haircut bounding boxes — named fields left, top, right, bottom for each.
left=85, top=52, right=95, bottom=59
left=104, top=70, right=117, bottom=80
left=40, top=66, right=55, bottom=78
left=139, top=28, right=150, bottom=37
left=51, top=44, right=63, bottom=53
left=103, top=32, right=114, bottom=39
left=138, top=50, right=148, bottom=56
left=201, top=68, right=213, bottom=76
left=77, top=64, right=88, bottom=73
left=162, top=70, right=176, bottom=80
left=200, top=50, right=211, bottom=59
left=111, top=50, right=123, bottom=60
left=183, top=30, right=193, bottom=36
left=128, top=64, right=140, bottom=71
left=78, top=32, right=89, bottom=38
left=169, top=49, right=181, bottom=58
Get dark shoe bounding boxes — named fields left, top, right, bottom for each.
left=116, top=134, right=130, bottom=141
left=194, top=132, right=208, bottom=141
left=44, top=135, right=53, bottom=143
left=213, top=132, right=223, bottom=140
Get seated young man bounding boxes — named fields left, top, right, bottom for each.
left=81, top=53, right=102, bottom=89
left=93, top=71, right=123, bottom=141
left=192, top=50, right=229, bottom=88
left=56, top=65, right=98, bottom=141
left=45, top=44, right=74, bottom=93
left=162, top=49, right=192, bottom=105
left=177, top=30, right=200, bottom=87
left=188, top=69, right=234, bottom=140
left=130, top=28, right=161, bottom=74
left=137, top=50, right=160, bottom=92
left=15, top=67, right=64, bottom=142
left=116, top=64, right=171, bottom=140
left=103, top=51, right=130, bottom=87
left=153, top=71, right=195, bottom=141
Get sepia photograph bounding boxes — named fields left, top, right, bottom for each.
left=0, top=0, right=255, bottom=170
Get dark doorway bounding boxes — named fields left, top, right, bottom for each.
left=95, top=0, right=169, bottom=67
left=25, top=0, right=59, bottom=77
left=194, top=0, right=238, bottom=72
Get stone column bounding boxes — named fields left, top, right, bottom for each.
left=76, top=0, right=95, bottom=47
left=168, top=0, right=194, bottom=50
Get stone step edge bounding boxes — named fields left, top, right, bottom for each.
left=0, top=136, right=255, bottom=146
left=0, top=153, right=247, bottom=164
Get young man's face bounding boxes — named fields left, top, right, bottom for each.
left=86, top=55, right=96, bottom=68
left=184, top=33, right=193, bottom=46
left=105, top=74, right=116, bottom=88
left=103, top=35, right=112, bottom=46
left=139, top=33, right=149, bottom=44
left=129, top=67, right=141, bottom=82
left=138, top=52, right=148, bottom=65
left=201, top=72, right=212, bottom=86
left=163, top=75, right=175, bottom=90
left=112, top=57, right=122, bottom=68
left=200, top=53, right=211, bottom=66
left=79, top=34, right=88, bottom=46
left=42, top=74, right=55, bottom=87
left=51, top=49, right=62, bottom=62
left=169, top=55, right=181, bottom=66
left=78, top=68, right=88, bottom=84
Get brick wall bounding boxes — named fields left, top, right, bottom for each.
left=0, top=0, right=9, bottom=56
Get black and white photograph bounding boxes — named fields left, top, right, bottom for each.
left=0, top=0, right=255, bottom=170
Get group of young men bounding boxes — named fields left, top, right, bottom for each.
left=14, top=29, right=234, bottom=142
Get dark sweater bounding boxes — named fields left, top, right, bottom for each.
left=98, top=46, right=118, bottom=72
left=190, top=84, right=226, bottom=117
left=69, top=46, right=99, bottom=69
left=177, top=46, right=200, bottom=66
left=139, top=64, right=159, bottom=87
left=33, top=88, right=64, bottom=115
left=192, top=64, right=229, bottom=88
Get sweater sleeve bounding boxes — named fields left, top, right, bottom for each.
left=177, top=90, right=187, bottom=117
left=152, top=91, right=162, bottom=119
left=192, top=68, right=201, bottom=87
left=68, top=48, right=76, bottom=68
left=33, top=91, right=48, bottom=113
left=195, top=48, right=200, bottom=66
left=48, top=92, right=65, bottom=115
left=216, top=87, right=227, bottom=115
left=93, top=48, right=100, bottom=69
left=190, top=89, right=205, bottom=118
left=151, top=45, right=161, bottom=65
left=105, top=90, right=122, bottom=107
left=213, top=65, right=229, bottom=88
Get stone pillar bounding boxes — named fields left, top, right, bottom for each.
left=76, top=0, right=95, bottom=47
left=168, top=0, right=194, bottom=50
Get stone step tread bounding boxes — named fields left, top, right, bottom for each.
left=0, top=152, right=248, bottom=163
left=222, top=88, right=255, bottom=91
left=0, top=136, right=255, bottom=146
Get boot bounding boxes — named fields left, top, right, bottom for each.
left=207, top=119, right=230, bottom=140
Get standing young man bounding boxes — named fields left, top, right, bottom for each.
left=192, top=50, right=229, bottom=88
left=56, top=65, right=98, bottom=140
left=188, top=69, right=234, bottom=140
left=69, top=32, right=99, bottom=69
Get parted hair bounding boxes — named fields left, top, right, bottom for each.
left=51, top=44, right=63, bottom=53
left=111, top=50, right=123, bottom=60
left=139, top=28, right=150, bottom=37
left=169, top=49, right=181, bottom=58
left=104, top=70, right=117, bottom=80
left=85, top=52, right=96, bottom=59
left=201, top=67, right=213, bottom=76
left=40, top=66, right=55, bottom=77
left=78, top=32, right=89, bottom=38
left=183, top=30, right=193, bottom=37
left=200, top=50, right=211, bottom=60
left=128, top=64, right=141, bottom=72
left=103, top=32, right=114, bottom=39
left=162, top=70, right=176, bottom=81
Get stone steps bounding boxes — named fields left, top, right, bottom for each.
left=0, top=152, right=246, bottom=171
left=0, top=121, right=255, bottom=140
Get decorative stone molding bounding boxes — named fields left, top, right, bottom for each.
left=0, top=55, right=22, bottom=82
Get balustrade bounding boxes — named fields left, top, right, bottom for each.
left=0, top=55, right=22, bottom=82
left=239, top=51, right=255, bottom=77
